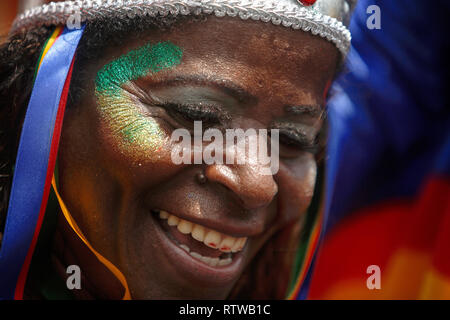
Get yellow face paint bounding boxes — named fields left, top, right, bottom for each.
left=96, top=92, right=165, bottom=161
left=95, top=41, right=183, bottom=162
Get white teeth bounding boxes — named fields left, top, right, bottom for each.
left=201, top=256, right=212, bottom=265
left=203, top=256, right=219, bottom=267
left=179, top=244, right=190, bottom=253
left=167, top=215, right=179, bottom=226
left=204, top=230, right=222, bottom=249
left=191, top=224, right=205, bottom=242
left=219, top=236, right=236, bottom=252
left=188, top=251, right=230, bottom=268
left=177, top=220, right=193, bottom=234
left=231, top=238, right=241, bottom=253
left=209, top=257, right=219, bottom=267
left=157, top=211, right=248, bottom=254
left=239, top=238, right=247, bottom=250
left=232, top=237, right=247, bottom=252
left=190, top=251, right=202, bottom=260
left=159, top=211, right=169, bottom=219
left=218, top=257, right=232, bottom=266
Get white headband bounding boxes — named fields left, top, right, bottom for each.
left=12, top=0, right=356, bottom=56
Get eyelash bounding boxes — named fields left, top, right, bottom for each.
left=276, top=129, right=321, bottom=154
left=158, top=102, right=225, bottom=127
left=157, top=102, right=320, bottom=154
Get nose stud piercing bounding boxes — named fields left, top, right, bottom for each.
left=196, top=172, right=207, bottom=185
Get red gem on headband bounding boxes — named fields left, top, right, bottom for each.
left=299, top=0, right=317, bottom=6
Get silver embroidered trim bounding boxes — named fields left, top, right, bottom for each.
left=11, top=0, right=352, bottom=56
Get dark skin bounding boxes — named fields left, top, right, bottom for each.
left=53, top=16, right=339, bottom=299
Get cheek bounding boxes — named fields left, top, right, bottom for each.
left=297, top=160, right=318, bottom=200
left=94, top=89, right=181, bottom=186
left=276, top=155, right=318, bottom=224
left=96, top=91, right=166, bottom=163
left=92, top=40, right=185, bottom=178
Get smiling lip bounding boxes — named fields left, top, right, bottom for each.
left=151, top=209, right=249, bottom=286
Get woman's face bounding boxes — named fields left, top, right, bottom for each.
left=56, top=17, right=338, bottom=299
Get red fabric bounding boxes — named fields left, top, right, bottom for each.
left=14, top=57, right=75, bottom=299
left=308, top=177, right=450, bottom=299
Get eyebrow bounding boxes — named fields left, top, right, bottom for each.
left=153, top=74, right=258, bottom=105
left=147, top=74, right=325, bottom=120
left=284, top=105, right=325, bottom=118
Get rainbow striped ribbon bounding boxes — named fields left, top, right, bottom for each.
left=0, top=25, right=130, bottom=300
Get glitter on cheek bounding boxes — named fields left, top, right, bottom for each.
left=94, top=41, right=184, bottom=163
left=96, top=92, right=165, bottom=160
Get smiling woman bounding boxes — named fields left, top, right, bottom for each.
left=0, top=0, right=355, bottom=300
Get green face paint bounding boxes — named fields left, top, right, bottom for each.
left=96, top=41, right=183, bottom=97
left=95, top=41, right=183, bottom=161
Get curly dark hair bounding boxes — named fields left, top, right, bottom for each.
left=0, top=26, right=52, bottom=232
left=0, top=13, right=209, bottom=234
left=0, top=14, right=321, bottom=299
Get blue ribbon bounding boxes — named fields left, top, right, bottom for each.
left=0, top=26, right=85, bottom=300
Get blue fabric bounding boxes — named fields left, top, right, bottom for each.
left=298, top=0, right=450, bottom=298
left=322, top=0, right=450, bottom=233
left=0, top=26, right=85, bottom=300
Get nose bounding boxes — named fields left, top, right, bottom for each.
left=205, top=161, right=278, bottom=210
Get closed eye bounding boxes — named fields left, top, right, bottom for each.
left=278, top=128, right=320, bottom=154
left=271, top=122, right=322, bottom=155
left=156, top=102, right=229, bottom=128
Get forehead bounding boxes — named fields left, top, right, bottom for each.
left=93, top=16, right=339, bottom=106
left=160, top=17, right=335, bottom=72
